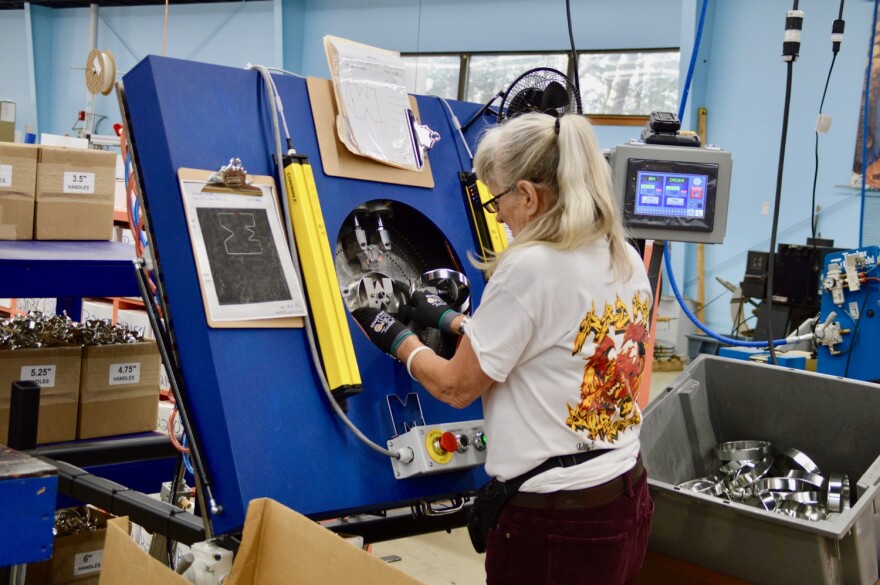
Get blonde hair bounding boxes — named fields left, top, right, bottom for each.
left=472, top=113, right=632, bottom=280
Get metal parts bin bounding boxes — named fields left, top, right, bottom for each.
left=641, top=355, right=880, bottom=584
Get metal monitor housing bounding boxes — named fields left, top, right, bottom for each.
left=608, top=141, right=733, bottom=244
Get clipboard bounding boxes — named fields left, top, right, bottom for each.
left=178, top=168, right=305, bottom=329
left=307, top=77, right=435, bottom=188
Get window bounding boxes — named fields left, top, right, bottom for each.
left=577, top=50, right=680, bottom=116
left=465, top=53, right=569, bottom=104
left=400, top=49, right=680, bottom=123
left=401, top=55, right=460, bottom=100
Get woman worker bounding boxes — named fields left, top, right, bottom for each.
left=354, top=112, right=654, bottom=585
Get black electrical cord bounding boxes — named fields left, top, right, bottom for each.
left=843, top=289, right=871, bottom=378
left=810, top=53, right=838, bottom=245
left=766, top=3, right=804, bottom=365
left=565, top=0, right=580, bottom=92
left=765, top=60, right=795, bottom=366
left=810, top=0, right=846, bottom=246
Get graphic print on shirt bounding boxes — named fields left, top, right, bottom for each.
left=566, top=292, right=650, bottom=443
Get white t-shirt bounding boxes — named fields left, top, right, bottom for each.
left=466, top=240, right=652, bottom=492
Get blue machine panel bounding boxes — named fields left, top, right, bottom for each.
left=123, top=56, right=490, bottom=535
left=817, top=246, right=880, bottom=382
left=0, top=446, right=57, bottom=566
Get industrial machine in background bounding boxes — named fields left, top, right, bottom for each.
left=738, top=241, right=844, bottom=341
left=816, top=246, right=880, bottom=382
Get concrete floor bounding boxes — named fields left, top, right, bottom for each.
left=370, top=368, right=685, bottom=585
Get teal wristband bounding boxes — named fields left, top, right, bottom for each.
left=438, top=309, right=459, bottom=333
left=390, top=330, right=415, bottom=356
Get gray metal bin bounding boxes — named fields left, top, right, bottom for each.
left=641, top=355, right=880, bottom=584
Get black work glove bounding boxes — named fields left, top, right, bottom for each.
left=403, top=291, right=461, bottom=334
left=352, top=307, right=414, bottom=357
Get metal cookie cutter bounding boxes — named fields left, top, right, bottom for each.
left=784, top=470, right=827, bottom=491
left=743, top=489, right=778, bottom=512
left=676, top=477, right=724, bottom=496
left=410, top=269, right=471, bottom=313
left=776, top=499, right=826, bottom=522
left=826, top=473, right=851, bottom=513
left=775, top=448, right=822, bottom=475
left=726, top=456, right=773, bottom=490
left=715, top=440, right=772, bottom=463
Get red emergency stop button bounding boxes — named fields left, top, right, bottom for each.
left=438, top=431, right=458, bottom=454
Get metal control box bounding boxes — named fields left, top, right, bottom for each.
left=641, top=355, right=880, bottom=584
left=388, top=420, right=487, bottom=479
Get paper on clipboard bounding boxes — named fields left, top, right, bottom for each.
left=178, top=170, right=307, bottom=327
left=324, top=35, right=423, bottom=172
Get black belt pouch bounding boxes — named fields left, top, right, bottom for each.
left=467, top=479, right=513, bottom=554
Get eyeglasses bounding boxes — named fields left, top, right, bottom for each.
left=482, top=187, right=513, bottom=214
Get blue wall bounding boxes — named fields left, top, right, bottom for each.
left=11, top=1, right=278, bottom=139
left=1, top=0, right=874, bottom=332
left=690, top=0, right=873, bottom=329
left=0, top=9, right=36, bottom=136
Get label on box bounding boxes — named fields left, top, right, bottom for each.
left=0, top=164, right=11, bottom=187
left=109, top=361, right=141, bottom=385
left=0, top=102, right=13, bottom=123
left=63, top=171, right=96, bottom=194
left=73, top=550, right=103, bottom=576
left=20, top=364, right=56, bottom=388
left=159, top=365, right=170, bottom=390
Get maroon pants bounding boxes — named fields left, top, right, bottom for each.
left=485, top=470, right=653, bottom=585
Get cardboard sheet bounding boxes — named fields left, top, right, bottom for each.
left=100, top=500, right=423, bottom=585
left=307, top=77, right=434, bottom=188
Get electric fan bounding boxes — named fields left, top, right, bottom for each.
left=496, top=67, right=582, bottom=123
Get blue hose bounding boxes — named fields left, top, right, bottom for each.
left=860, top=0, right=879, bottom=247
left=664, top=1, right=788, bottom=349
left=678, top=0, right=709, bottom=121
left=664, top=247, right=788, bottom=347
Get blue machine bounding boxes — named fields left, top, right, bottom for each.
left=816, top=246, right=880, bottom=382
left=122, top=56, right=491, bottom=536
left=0, top=446, right=57, bottom=566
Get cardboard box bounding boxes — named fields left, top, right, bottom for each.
left=16, top=297, right=58, bottom=315
left=0, top=101, right=15, bottom=144
left=27, top=508, right=113, bottom=585
left=0, top=142, right=38, bottom=239
left=0, top=346, right=81, bottom=444
left=77, top=341, right=160, bottom=439
left=35, top=146, right=116, bottom=240
left=100, top=499, right=422, bottom=585
left=116, top=308, right=153, bottom=340
left=155, top=400, right=181, bottom=435
left=81, top=300, right=114, bottom=323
